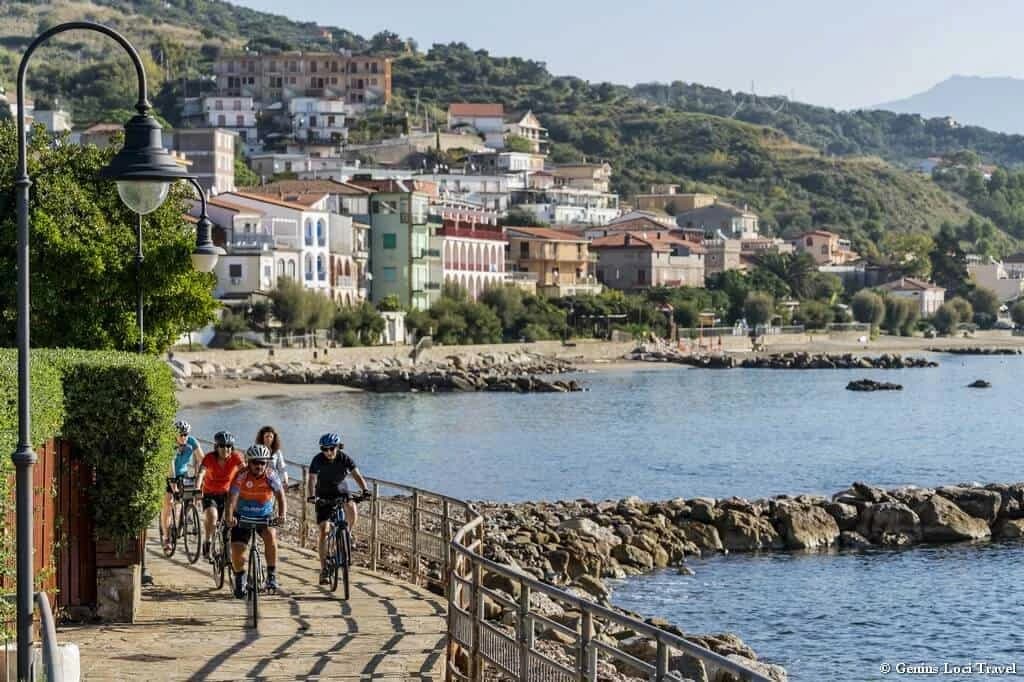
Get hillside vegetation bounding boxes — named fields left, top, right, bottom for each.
left=0, top=0, right=1017, bottom=253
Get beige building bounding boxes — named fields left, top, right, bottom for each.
left=675, top=201, right=759, bottom=239
left=504, top=110, right=548, bottom=154
left=967, top=261, right=1024, bottom=302
left=173, top=128, right=237, bottom=196
left=633, top=186, right=715, bottom=214
left=878, top=277, right=946, bottom=316
left=790, top=230, right=859, bottom=265
left=552, top=162, right=613, bottom=193
left=591, top=232, right=705, bottom=290
left=702, top=238, right=742, bottom=277
left=214, top=52, right=392, bottom=108
left=505, top=227, right=601, bottom=297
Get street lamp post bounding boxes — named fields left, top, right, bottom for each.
left=14, top=21, right=221, bottom=681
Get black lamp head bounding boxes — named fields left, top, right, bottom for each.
left=99, top=112, right=190, bottom=182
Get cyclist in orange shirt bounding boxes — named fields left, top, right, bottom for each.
left=196, top=431, right=245, bottom=558
left=225, top=444, right=286, bottom=596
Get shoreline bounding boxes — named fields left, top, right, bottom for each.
left=175, top=380, right=360, bottom=408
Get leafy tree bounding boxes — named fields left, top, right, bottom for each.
left=500, top=208, right=547, bottom=227
left=0, top=123, right=217, bottom=351
left=235, top=158, right=259, bottom=187
left=901, top=301, right=920, bottom=336
left=743, top=292, right=774, bottom=328
left=883, top=297, right=913, bottom=336
left=1010, top=300, right=1024, bottom=327
left=334, top=301, right=385, bottom=345
left=851, top=290, right=885, bottom=327
left=933, top=302, right=961, bottom=335
left=376, top=294, right=401, bottom=312
left=949, top=296, right=973, bottom=323
left=215, top=310, right=249, bottom=344
left=968, top=286, right=1000, bottom=329
left=504, top=135, right=534, bottom=153
left=794, top=300, right=832, bottom=330
left=879, top=232, right=934, bottom=279
left=808, top=272, right=843, bottom=302
left=929, top=223, right=970, bottom=293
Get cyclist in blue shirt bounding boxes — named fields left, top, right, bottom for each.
left=162, top=420, right=204, bottom=552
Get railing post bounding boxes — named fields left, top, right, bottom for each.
left=441, top=499, right=451, bottom=595
left=655, top=638, right=669, bottom=681
left=370, top=480, right=380, bottom=572
left=518, top=582, right=532, bottom=681
left=470, top=561, right=483, bottom=681
left=445, top=542, right=458, bottom=682
left=411, top=490, right=420, bottom=585
left=299, top=465, right=309, bottom=549
left=579, top=610, right=597, bottom=681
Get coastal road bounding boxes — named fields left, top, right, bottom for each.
left=60, top=535, right=447, bottom=680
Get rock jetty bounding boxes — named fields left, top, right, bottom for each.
left=627, top=347, right=936, bottom=370
left=170, top=351, right=583, bottom=393
left=967, top=379, right=992, bottom=388
left=846, top=379, right=902, bottom=391
left=928, top=347, right=1022, bottom=355
left=473, top=480, right=1024, bottom=681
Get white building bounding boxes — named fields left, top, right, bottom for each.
left=197, top=96, right=258, bottom=145
left=878, top=277, right=946, bottom=316
left=289, top=97, right=350, bottom=143
left=511, top=187, right=620, bottom=226
left=418, top=173, right=514, bottom=213
left=431, top=220, right=508, bottom=300
left=504, top=110, right=547, bottom=154
left=31, top=108, right=72, bottom=134
left=967, top=261, right=1024, bottom=302
left=447, top=103, right=505, bottom=149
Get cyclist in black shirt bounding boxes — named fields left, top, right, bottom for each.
left=308, top=432, right=369, bottom=585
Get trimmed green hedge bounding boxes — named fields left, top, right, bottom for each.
left=0, top=349, right=176, bottom=548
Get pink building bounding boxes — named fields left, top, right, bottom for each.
left=432, top=218, right=507, bottom=300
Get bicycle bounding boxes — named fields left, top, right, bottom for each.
left=159, top=476, right=202, bottom=564
left=235, top=516, right=280, bottom=630
left=209, top=518, right=230, bottom=590
left=309, top=491, right=369, bottom=600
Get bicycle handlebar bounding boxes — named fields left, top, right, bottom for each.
left=307, top=491, right=371, bottom=505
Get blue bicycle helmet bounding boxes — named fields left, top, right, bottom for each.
left=319, top=432, right=341, bottom=448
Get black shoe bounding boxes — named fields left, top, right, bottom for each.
left=202, top=541, right=210, bottom=558
left=318, top=569, right=329, bottom=585
left=233, top=572, right=247, bottom=599
left=266, top=573, right=279, bottom=592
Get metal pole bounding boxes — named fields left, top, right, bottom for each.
left=136, top=212, right=144, bottom=353
left=13, top=21, right=151, bottom=681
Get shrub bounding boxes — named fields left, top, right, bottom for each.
left=933, top=302, right=961, bottom=335
left=851, top=290, right=885, bottom=327
left=883, top=297, right=916, bottom=336
left=794, top=300, right=832, bottom=330
left=968, top=287, right=1000, bottom=319
left=1011, top=300, right=1024, bottom=327
left=949, top=296, right=973, bottom=322
left=743, top=292, right=774, bottom=328
left=901, top=303, right=921, bottom=336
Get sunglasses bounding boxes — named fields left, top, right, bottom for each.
left=249, top=461, right=268, bottom=467
left=321, top=446, right=339, bottom=452
left=215, top=444, right=231, bottom=450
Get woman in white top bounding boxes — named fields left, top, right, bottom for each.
left=254, top=425, right=289, bottom=487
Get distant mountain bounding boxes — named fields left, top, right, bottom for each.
left=874, top=76, right=1024, bottom=135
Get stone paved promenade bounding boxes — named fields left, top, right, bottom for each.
left=60, top=537, right=447, bottom=681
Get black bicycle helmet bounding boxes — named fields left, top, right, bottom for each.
left=213, top=431, right=235, bottom=447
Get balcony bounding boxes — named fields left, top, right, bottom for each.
left=424, top=282, right=442, bottom=291
left=506, top=271, right=539, bottom=283
left=539, top=282, right=603, bottom=298
left=227, top=233, right=276, bottom=251
left=353, top=247, right=370, bottom=260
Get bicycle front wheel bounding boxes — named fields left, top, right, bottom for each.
left=325, top=531, right=339, bottom=593
left=163, top=512, right=178, bottom=558
left=183, top=503, right=202, bottom=565
left=211, top=527, right=226, bottom=589
left=248, top=546, right=263, bottom=630
left=341, top=528, right=352, bottom=601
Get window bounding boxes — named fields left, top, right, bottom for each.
left=263, top=265, right=271, bottom=278
left=309, top=115, right=318, bottom=128
left=519, top=242, right=530, bottom=259
left=287, top=260, right=296, bottom=278
left=229, top=264, right=242, bottom=278
left=637, top=269, right=647, bottom=285
left=806, top=237, right=813, bottom=246
left=277, top=259, right=285, bottom=276
left=217, top=114, right=225, bottom=126
left=304, top=254, right=313, bottom=280
left=215, top=100, right=223, bottom=110
left=311, top=61, right=318, bottom=73
left=317, top=219, right=326, bottom=246
left=382, top=233, right=397, bottom=249
left=820, top=245, right=828, bottom=255
left=233, top=100, right=242, bottom=111
left=236, top=115, right=244, bottom=127
left=382, top=267, right=397, bottom=282
left=317, top=255, right=326, bottom=280
left=304, top=219, right=313, bottom=246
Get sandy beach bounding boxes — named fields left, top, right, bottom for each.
left=176, top=380, right=359, bottom=409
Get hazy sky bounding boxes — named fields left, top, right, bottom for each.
left=233, top=0, right=1024, bottom=110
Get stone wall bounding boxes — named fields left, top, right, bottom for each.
left=96, top=566, right=140, bottom=623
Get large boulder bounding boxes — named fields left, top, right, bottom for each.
left=611, top=543, right=655, bottom=570
left=916, top=495, right=991, bottom=542
left=858, top=502, right=922, bottom=544
left=678, top=521, right=724, bottom=552
left=573, top=574, right=610, bottom=600
left=559, top=517, right=620, bottom=546
left=935, top=486, right=1002, bottom=523
left=823, top=502, right=860, bottom=531
left=689, top=498, right=719, bottom=523
left=994, top=518, right=1024, bottom=539
left=713, top=510, right=783, bottom=551
left=774, top=505, right=840, bottom=550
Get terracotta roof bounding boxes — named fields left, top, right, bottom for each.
left=206, top=197, right=265, bottom=215
left=505, top=227, right=587, bottom=242
left=448, top=103, right=504, bottom=117
left=603, top=216, right=672, bottom=232
left=346, top=178, right=437, bottom=195
left=590, top=231, right=702, bottom=253
left=221, top=191, right=318, bottom=212
left=879, top=277, right=944, bottom=292
left=241, top=179, right=372, bottom=196
left=797, top=230, right=839, bottom=239
left=182, top=213, right=199, bottom=224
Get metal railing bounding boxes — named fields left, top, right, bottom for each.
left=0, top=593, right=60, bottom=681
left=273, top=464, right=771, bottom=682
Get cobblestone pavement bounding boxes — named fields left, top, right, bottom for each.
left=60, top=537, right=447, bottom=681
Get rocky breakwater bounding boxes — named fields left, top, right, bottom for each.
left=477, top=480, right=1024, bottom=680
left=171, top=350, right=583, bottom=394
left=928, top=347, right=1022, bottom=355
left=739, top=352, right=936, bottom=369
